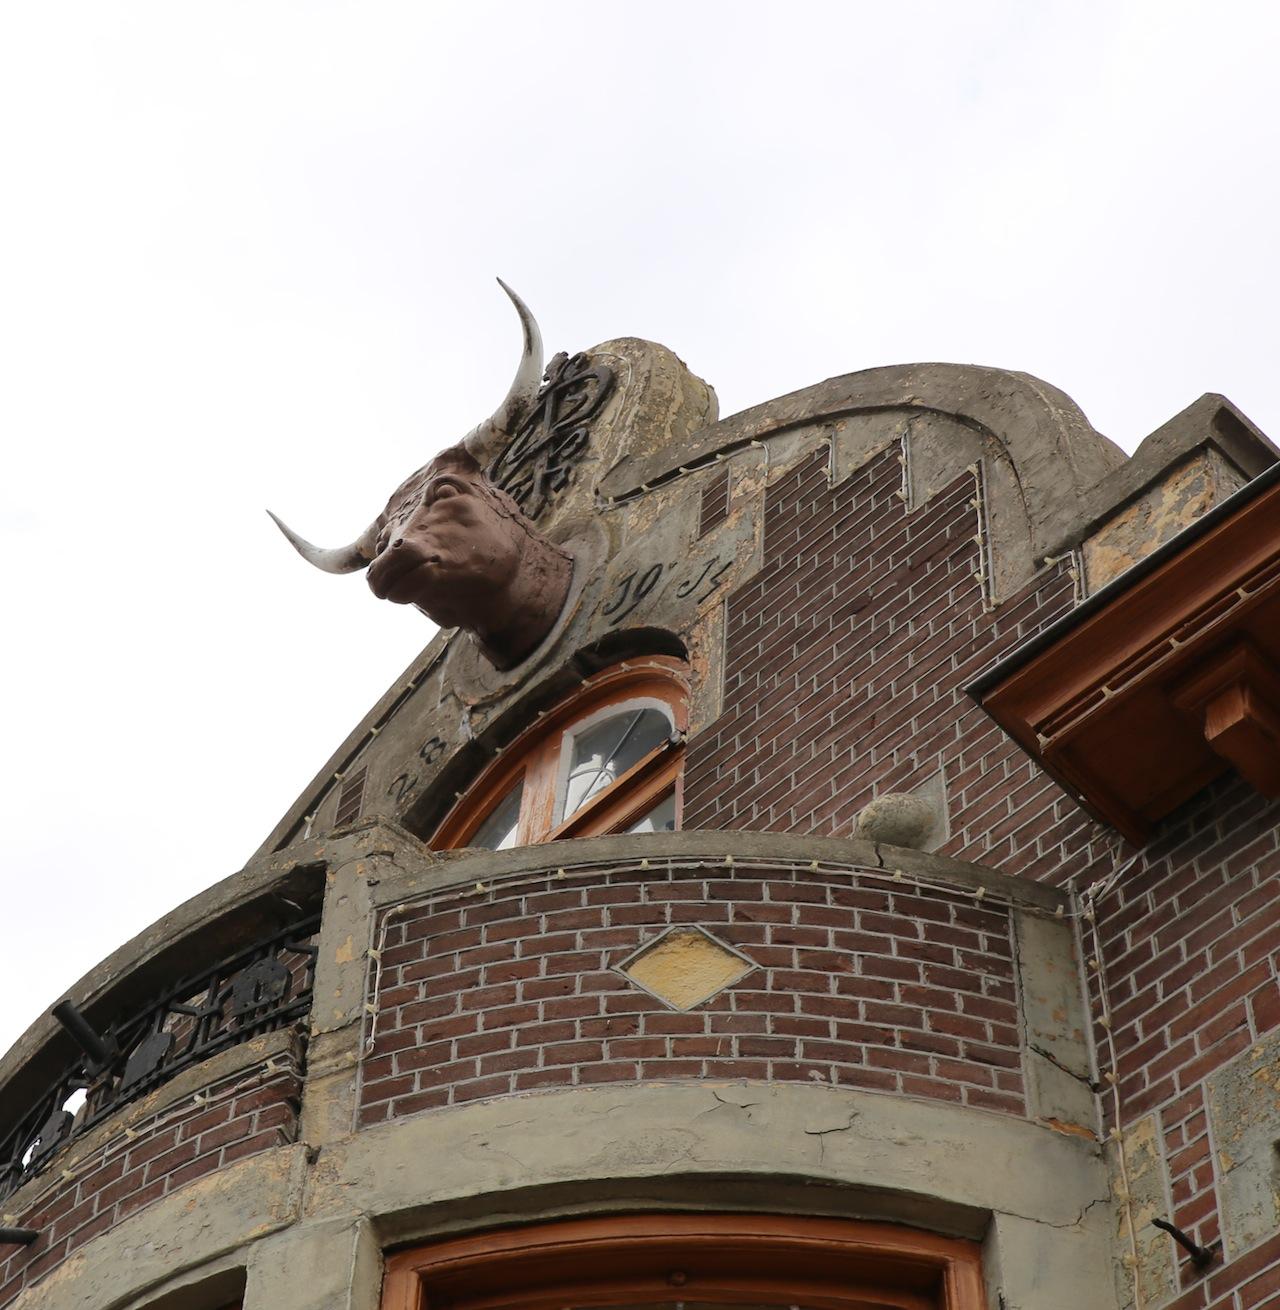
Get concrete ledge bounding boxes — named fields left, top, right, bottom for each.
left=1071, top=393, right=1277, bottom=555
left=12, top=1144, right=305, bottom=1310
left=306, top=1081, right=1107, bottom=1241
left=363, top=827, right=1069, bottom=915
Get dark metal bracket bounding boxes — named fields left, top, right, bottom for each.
left=0, top=1227, right=38, bottom=1247
left=51, top=1001, right=116, bottom=1071
left=1152, top=1217, right=1221, bottom=1270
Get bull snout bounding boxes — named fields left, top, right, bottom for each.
left=367, top=532, right=440, bottom=604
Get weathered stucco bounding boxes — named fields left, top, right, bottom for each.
left=1207, top=1027, right=1280, bottom=1259
left=1082, top=449, right=1247, bottom=591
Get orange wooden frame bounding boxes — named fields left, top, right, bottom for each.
left=381, top=1214, right=986, bottom=1310
left=974, top=475, right=1280, bottom=841
left=432, top=659, right=689, bottom=851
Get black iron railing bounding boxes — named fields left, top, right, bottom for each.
left=0, top=914, right=319, bottom=1203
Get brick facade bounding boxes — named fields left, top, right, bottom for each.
left=1091, top=775, right=1280, bottom=1300
left=4, top=350, right=1276, bottom=1308
left=0, top=1059, right=299, bottom=1306
left=680, top=443, right=1280, bottom=1305
left=344, top=440, right=1280, bottom=1306
left=359, top=857, right=1025, bottom=1124
left=1165, top=1229, right=1280, bottom=1309
left=683, top=447, right=1103, bottom=885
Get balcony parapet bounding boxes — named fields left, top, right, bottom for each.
left=353, top=829, right=1084, bottom=1138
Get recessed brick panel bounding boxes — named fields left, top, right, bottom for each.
left=699, top=468, right=731, bottom=537
left=359, top=859, right=1024, bottom=1125
left=0, top=1060, right=300, bottom=1306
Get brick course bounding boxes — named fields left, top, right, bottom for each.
left=0, top=1060, right=300, bottom=1306
left=359, top=859, right=1024, bottom=1125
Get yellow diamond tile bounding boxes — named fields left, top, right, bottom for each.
left=621, top=928, right=753, bottom=1010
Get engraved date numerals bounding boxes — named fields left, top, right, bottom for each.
left=601, top=562, right=665, bottom=624
left=387, top=773, right=418, bottom=804
left=600, top=556, right=732, bottom=627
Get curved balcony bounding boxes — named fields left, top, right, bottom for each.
left=0, top=860, right=324, bottom=1306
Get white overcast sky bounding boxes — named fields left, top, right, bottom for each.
left=2, top=2, right=1278, bottom=1055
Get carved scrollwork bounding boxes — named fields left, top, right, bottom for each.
left=487, top=351, right=616, bottom=518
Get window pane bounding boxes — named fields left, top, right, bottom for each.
left=562, top=708, right=672, bottom=820
left=627, top=791, right=677, bottom=834
left=471, top=780, right=524, bottom=850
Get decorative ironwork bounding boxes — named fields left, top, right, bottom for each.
left=118, top=1031, right=173, bottom=1092
left=228, top=958, right=290, bottom=1018
left=29, top=1110, right=71, bottom=1166
left=0, top=914, right=319, bottom=1203
left=486, top=351, right=615, bottom=518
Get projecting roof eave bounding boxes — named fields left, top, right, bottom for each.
left=967, top=459, right=1280, bottom=845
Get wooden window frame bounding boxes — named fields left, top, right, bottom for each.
left=432, top=658, right=688, bottom=851
left=382, top=1213, right=985, bottom=1310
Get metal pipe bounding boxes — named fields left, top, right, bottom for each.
left=1152, top=1217, right=1219, bottom=1270
left=0, top=1227, right=38, bottom=1246
left=51, top=1000, right=112, bottom=1068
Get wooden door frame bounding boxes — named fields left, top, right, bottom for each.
left=382, top=1213, right=985, bottom=1310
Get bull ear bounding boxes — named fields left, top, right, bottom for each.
left=266, top=510, right=383, bottom=574
left=460, top=279, right=543, bottom=468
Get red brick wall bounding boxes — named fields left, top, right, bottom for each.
left=359, top=858, right=1024, bottom=1125
left=1089, top=775, right=1280, bottom=1302
left=1166, top=1231, right=1280, bottom=1310
left=678, top=441, right=1280, bottom=1304
left=682, top=447, right=1104, bottom=885
left=0, top=1060, right=299, bottom=1306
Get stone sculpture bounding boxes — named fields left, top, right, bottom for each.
left=269, top=282, right=574, bottom=668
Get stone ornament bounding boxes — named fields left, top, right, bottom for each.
left=268, top=282, right=576, bottom=669
left=487, top=349, right=615, bottom=518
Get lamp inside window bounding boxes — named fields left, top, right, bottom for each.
left=432, top=658, right=687, bottom=851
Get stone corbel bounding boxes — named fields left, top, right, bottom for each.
left=1173, top=642, right=1280, bottom=798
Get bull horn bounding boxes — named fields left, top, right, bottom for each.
left=266, top=510, right=383, bottom=575
left=461, top=279, right=544, bottom=468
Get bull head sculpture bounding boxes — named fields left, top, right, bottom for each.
left=269, top=282, right=574, bottom=670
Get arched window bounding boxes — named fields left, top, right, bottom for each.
left=382, top=1214, right=985, bottom=1309
left=432, top=658, right=688, bottom=851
